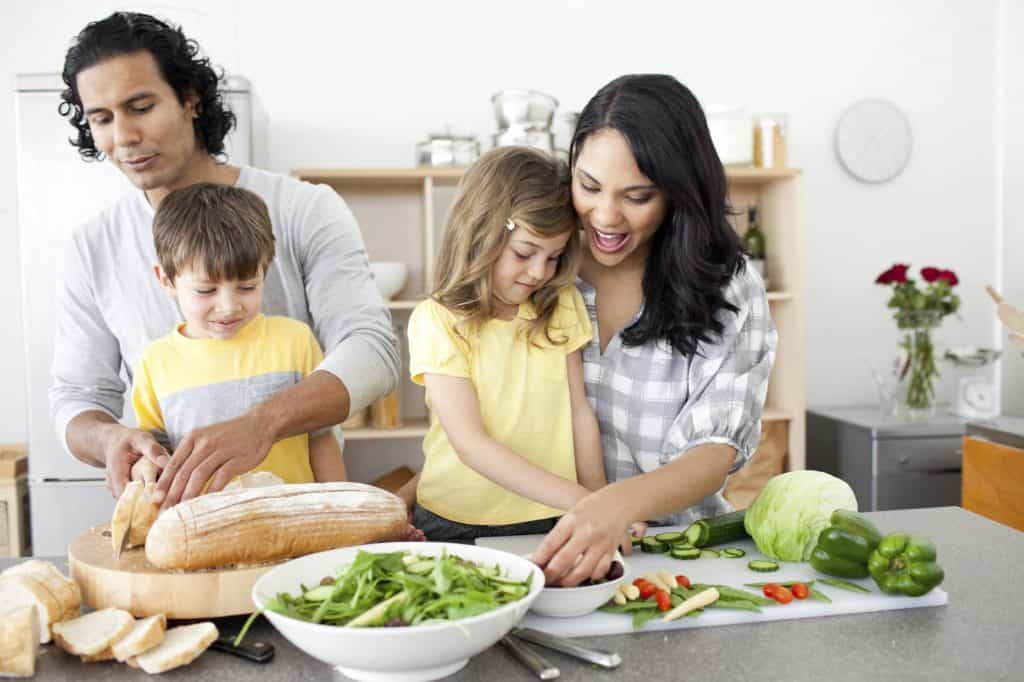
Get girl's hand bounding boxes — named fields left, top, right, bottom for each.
left=532, top=484, right=635, bottom=586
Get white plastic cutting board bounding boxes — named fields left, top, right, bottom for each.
left=476, top=528, right=948, bottom=637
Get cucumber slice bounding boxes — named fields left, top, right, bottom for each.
left=699, top=549, right=720, bottom=559
left=722, top=547, right=746, bottom=558
left=747, top=560, right=780, bottom=572
left=669, top=546, right=701, bottom=560
left=640, top=536, right=668, bottom=553
left=654, top=531, right=685, bottom=544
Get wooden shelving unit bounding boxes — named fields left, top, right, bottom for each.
left=295, top=165, right=805, bottom=480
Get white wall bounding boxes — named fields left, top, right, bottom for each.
left=1, top=0, right=1017, bottom=446
left=1000, top=0, right=1024, bottom=415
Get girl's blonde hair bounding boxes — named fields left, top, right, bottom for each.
left=432, top=146, right=580, bottom=345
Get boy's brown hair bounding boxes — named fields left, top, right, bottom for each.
left=432, top=146, right=579, bottom=345
left=153, top=183, right=275, bottom=282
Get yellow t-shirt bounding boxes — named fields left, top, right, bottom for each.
left=408, top=286, right=593, bottom=525
left=131, top=314, right=321, bottom=485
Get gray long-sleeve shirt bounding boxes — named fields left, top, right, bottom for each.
left=49, top=165, right=400, bottom=454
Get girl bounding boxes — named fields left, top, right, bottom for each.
left=533, top=74, right=778, bottom=585
left=407, top=146, right=606, bottom=542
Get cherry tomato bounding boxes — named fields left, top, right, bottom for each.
left=791, top=582, right=809, bottom=600
left=763, top=583, right=794, bottom=604
left=675, top=575, right=691, bottom=589
left=633, top=579, right=656, bottom=600
left=654, top=589, right=672, bottom=611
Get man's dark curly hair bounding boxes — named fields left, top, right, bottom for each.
left=59, top=11, right=236, bottom=161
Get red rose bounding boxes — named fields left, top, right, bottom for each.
left=875, top=263, right=910, bottom=285
left=921, top=267, right=942, bottom=282
left=937, top=269, right=959, bottom=286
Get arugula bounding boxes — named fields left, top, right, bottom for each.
left=237, top=550, right=532, bottom=642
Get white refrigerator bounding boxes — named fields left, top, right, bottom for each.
left=15, top=73, right=258, bottom=557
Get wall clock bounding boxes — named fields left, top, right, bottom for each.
left=835, top=99, right=913, bottom=184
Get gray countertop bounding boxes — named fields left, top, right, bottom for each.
left=967, top=415, right=1024, bottom=450
left=12, top=507, right=1024, bottom=682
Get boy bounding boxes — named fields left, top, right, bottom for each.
left=131, top=183, right=346, bottom=485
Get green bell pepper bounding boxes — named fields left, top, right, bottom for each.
left=809, top=510, right=882, bottom=579
left=867, top=532, right=945, bottom=597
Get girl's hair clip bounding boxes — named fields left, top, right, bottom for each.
left=505, top=218, right=516, bottom=232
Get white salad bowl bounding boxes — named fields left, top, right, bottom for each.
left=252, top=541, right=544, bottom=682
left=529, top=550, right=629, bottom=618
left=369, top=261, right=408, bottom=300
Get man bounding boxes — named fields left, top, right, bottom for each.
left=52, top=11, right=400, bottom=506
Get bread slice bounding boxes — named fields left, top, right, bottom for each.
left=111, top=614, right=166, bottom=662
left=0, top=606, right=39, bottom=677
left=1, top=560, right=81, bottom=621
left=131, top=622, right=218, bottom=674
left=80, top=647, right=115, bottom=663
left=111, top=480, right=143, bottom=554
left=0, top=575, right=61, bottom=644
left=51, top=608, right=134, bottom=657
left=128, top=483, right=161, bottom=548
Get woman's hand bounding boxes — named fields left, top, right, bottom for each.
left=532, top=484, right=637, bottom=586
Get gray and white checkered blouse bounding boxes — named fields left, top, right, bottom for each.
left=578, top=264, right=777, bottom=526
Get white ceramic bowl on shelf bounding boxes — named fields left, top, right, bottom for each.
left=369, top=262, right=408, bottom=300
left=529, top=551, right=628, bottom=618
left=251, top=541, right=543, bottom=682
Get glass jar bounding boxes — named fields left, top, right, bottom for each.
left=753, top=114, right=789, bottom=168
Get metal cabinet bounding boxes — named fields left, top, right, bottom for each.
left=806, top=407, right=966, bottom=511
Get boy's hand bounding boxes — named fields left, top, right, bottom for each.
left=153, top=412, right=275, bottom=508
left=101, top=425, right=168, bottom=498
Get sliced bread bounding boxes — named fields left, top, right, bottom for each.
left=0, top=575, right=61, bottom=644
left=1, top=560, right=81, bottom=621
left=111, top=614, right=167, bottom=662
left=51, top=608, right=134, bottom=657
left=131, top=622, right=218, bottom=674
left=0, top=606, right=39, bottom=677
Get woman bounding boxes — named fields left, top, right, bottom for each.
left=532, top=74, right=777, bottom=585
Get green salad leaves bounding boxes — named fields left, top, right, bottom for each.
left=245, top=550, right=532, bottom=638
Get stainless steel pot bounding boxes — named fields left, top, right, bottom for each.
left=491, top=90, right=558, bottom=132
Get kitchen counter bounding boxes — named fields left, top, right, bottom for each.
left=13, top=507, right=1023, bottom=682
left=967, top=415, right=1024, bottom=450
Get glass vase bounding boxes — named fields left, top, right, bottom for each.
left=896, top=311, right=942, bottom=420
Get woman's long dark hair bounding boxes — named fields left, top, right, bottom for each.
left=59, top=11, right=236, bottom=161
left=570, top=74, right=745, bottom=357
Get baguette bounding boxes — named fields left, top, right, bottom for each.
left=145, top=482, right=408, bottom=570
left=0, top=607, right=39, bottom=677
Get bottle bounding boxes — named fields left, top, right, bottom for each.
left=743, top=206, right=766, bottom=280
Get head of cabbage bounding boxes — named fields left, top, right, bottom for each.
left=743, top=470, right=858, bottom=561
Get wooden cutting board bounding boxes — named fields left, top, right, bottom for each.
left=68, top=524, right=276, bottom=619
left=477, top=530, right=948, bottom=637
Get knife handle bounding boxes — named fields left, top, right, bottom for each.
left=210, top=635, right=275, bottom=663
left=501, top=635, right=559, bottom=680
left=513, top=627, right=621, bottom=669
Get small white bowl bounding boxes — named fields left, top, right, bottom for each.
left=369, top=262, right=408, bottom=300
left=529, top=551, right=628, bottom=618
left=252, top=541, right=543, bottom=682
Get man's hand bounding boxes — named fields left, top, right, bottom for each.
left=154, top=412, right=275, bottom=508
left=101, top=425, right=168, bottom=498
